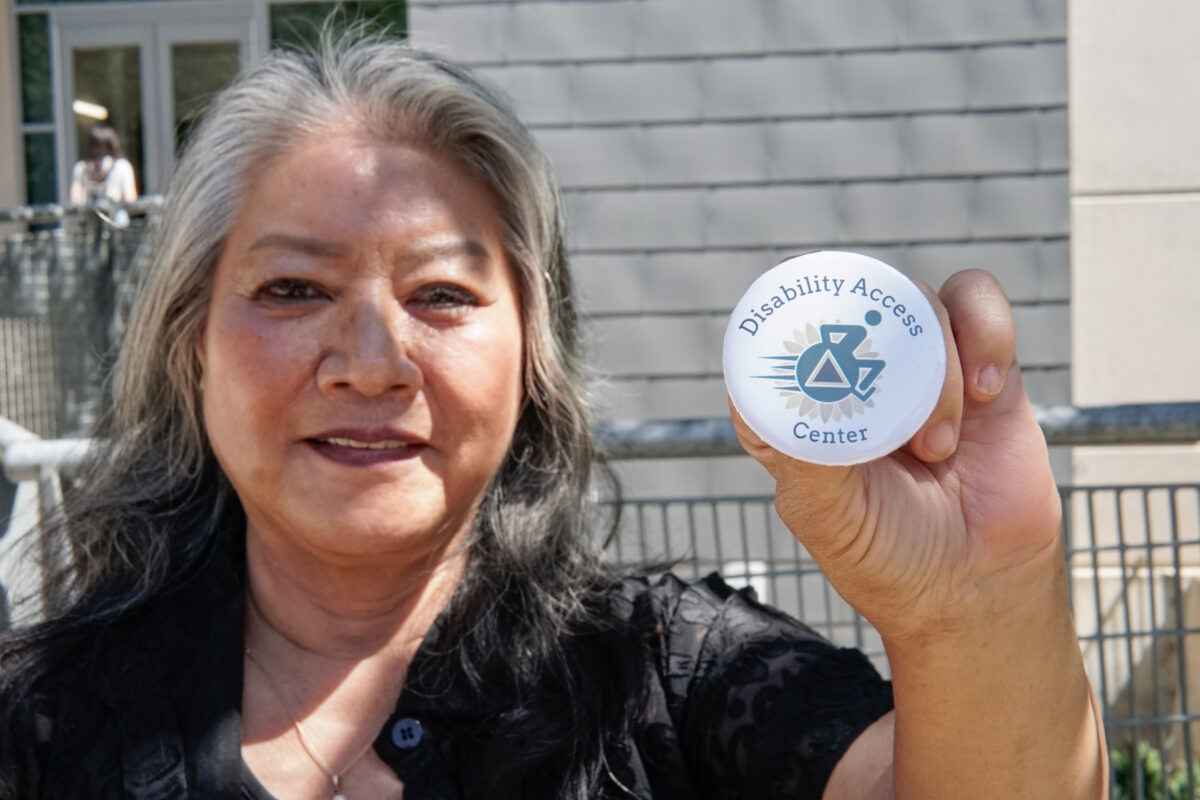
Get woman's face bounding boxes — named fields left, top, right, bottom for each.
left=198, top=129, right=524, bottom=564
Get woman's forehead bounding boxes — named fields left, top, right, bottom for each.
left=231, top=133, right=503, bottom=248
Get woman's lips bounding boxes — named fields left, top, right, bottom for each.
left=306, top=435, right=426, bottom=466
left=317, top=436, right=412, bottom=450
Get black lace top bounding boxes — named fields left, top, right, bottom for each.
left=20, top=552, right=893, bottom=799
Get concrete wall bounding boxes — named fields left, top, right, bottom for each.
left=1069, top=1, right=1200, bottom=485
left=410, top=0, right=1071, bottom=496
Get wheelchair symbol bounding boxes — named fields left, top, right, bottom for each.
left=793, top=318, right=885, bottom=403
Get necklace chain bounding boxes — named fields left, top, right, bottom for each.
left=244, top=648, right=378, bottom=799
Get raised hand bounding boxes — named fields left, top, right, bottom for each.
left=730, top=269, right=1060, bottom=640
left=732, top=268, right=1105, bottom=799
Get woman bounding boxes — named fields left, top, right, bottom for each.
left=0, top=34, right=1105, bottom=799
left=68, top=124, right=138, bottom=206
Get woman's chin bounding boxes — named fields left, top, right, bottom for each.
left=251, top=506, right=467, bottom=564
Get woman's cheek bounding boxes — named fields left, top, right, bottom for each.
left=242, top=316, right=319, bottom=381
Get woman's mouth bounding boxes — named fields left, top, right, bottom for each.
left=306, top=432, right=426, bottom=466
left=315, top=436, right=413, bottom=450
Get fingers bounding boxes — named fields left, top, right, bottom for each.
left=908, top=279, right=963, bottom=462
left=938, top=270, right=1017, bottom=402
left=907, top=270, right=1015, bottom=463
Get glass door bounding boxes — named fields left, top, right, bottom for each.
left=71, top=45, right=145, bottom=184
left=55, top=3, right=256, bottom=200
left=59, top=25, right=156, bottom=199
left=156, top=21, right=248, bottom=172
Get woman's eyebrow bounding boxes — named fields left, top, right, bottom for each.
left=247, top=235, right=489, bottom=264
left=396, top=240, right=493, bottom=273
left=248, top=233, right=350, bottom=258
left=405, top=240, right=490, bottom=262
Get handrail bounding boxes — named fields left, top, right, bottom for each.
left=595, top=401, right=1200, bottom=459
left=2, top=439, right=94, bottom=483
left=1034, top=401, right=1200, bottom=446
left=0, top=195, right=164, bottom=225
left=0, top=417, right=40, bottom=448
left=0, top=418, right=73, bottom=619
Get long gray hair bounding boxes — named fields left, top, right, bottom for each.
left=5, top=32, right=632, bottom=798
left=112, top=31, right=608, bottom=602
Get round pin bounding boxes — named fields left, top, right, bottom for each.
left=723, top=251, right=945, bottom=466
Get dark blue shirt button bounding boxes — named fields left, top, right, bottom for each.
left=391, top=717, right=424, bottom=749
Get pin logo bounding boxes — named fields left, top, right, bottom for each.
left=754, top=311, right=885, bottom=421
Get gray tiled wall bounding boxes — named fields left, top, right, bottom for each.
left=410, top=0, right=1069, bottom=494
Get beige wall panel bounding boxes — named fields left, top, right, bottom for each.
left=1073, top=446, right=1200, bottom=486
left=1070, top=0, right=1200, bottom=498
left=1070, top=1, right=1200, bottom=194
left=0, top=0, right=22, bottom=233
left=1071, top=194, right=1200, bottom=404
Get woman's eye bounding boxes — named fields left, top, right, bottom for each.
left=251, top=279, right=326, bottom=302
left=411, top=284, right=478, bottom=309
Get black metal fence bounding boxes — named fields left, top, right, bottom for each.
left=1066, top=484, right=1200, bottom=798
left=595, top=411, right=1200, bottom=800
left=600, top=481, right=1200, bottom=800
left=0, top=202, right=155, bottom=438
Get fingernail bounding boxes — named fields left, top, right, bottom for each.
left=976, top=364, right=1003, bottom=396
left=924, top=421, right=956, bottom=460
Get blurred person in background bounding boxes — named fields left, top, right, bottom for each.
left=69, top=123, right=138, bottom=206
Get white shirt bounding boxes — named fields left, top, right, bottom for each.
left=69, top=156, right=138, bottom=205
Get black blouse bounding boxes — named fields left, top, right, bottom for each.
left=23, top=542, right=892, bottom=799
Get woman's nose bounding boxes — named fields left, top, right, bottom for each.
left=316, top=289, right=421, bottom=398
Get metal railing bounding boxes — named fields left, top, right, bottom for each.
left=2, top=406, right=1200, bottom=797
left=599, top=481, right=1200, bottom=799
left=601, top=405, right=1200, bottom=798
left=594, top=401, right=1200, bottom=457
left=0, top=196, right=162, bottom=226
left=1, top=201, right=154, bottom=440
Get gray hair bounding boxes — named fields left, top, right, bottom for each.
left=5, top=34, right=630, bottom=798
left=61, top=32, right=616, bottom=644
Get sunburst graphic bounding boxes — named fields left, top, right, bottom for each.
left=751, top=317, right=884, bottom=423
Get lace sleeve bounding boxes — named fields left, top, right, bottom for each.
left=649, top=574, right=894, bottom=800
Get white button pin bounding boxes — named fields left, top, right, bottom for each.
left=723, top=251, right=945, bottom=466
